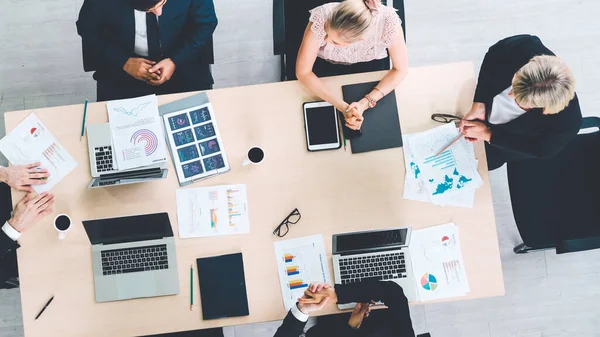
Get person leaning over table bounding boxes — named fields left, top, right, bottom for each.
left=273, top=281, right=415, bottom=337
left=296, top=0, right=409, bottom=131
left=77, top=0, right=217, bottom=101
left=459, top=34, right=582, bottom=171
left=0, top=163, right=54, bottom=287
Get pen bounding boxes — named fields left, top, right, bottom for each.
left=190, top=264, right=194, bottom=311
left=80, top=99, right=88, bottom=142
left=435, top=134, right=463, bottom=157
left=35, top=295, right=54, bottom=320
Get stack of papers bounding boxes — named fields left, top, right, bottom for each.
left=402, top=123, right=482, bottom=208
left=106, top=95, right=168, bottom=171
left=0, top=114, right=77, bottom=193
left=273, top=235, right=332, bottom=310
left=409, top=223, right=470, bottom=301
left=176, top=184, right=250, bottom=238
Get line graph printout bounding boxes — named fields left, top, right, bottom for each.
left=107, top=94, right=167, bottom=170
left=0, top=114, right=77, bottom=193
left=404, top=123, right=482, bottom=207
left=176, top=184, right=249, bottom=238
left=274, top=235, right=331, bottom=310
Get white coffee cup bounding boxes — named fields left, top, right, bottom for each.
left=54, top=214, right=72, bottom=240
left=242, top=146, right=265, bottom=166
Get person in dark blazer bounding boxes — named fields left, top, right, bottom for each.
left=459, top=35, right=582, bottom=171
left=77, top=0, right=217, bottom=101
left=273, top=281, right=415, bottom=337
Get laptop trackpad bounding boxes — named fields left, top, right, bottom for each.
left=118, top=273, right=157, bottom=300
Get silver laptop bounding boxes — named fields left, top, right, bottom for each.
left=82, top=213, right=179, bottom=303
left=86, top=123, right=168, bottom=188
left=332, top=227, right=417, bottom=309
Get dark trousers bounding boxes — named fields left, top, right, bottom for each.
left=96, top=68, right=213, bottom=102
left=312, top=57, right=389, bottom=78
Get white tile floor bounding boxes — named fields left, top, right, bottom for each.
left=1, top=0, right=600, bottom=336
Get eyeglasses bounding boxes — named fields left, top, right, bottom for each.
left=431, top=113, right=462, bottom=124
left=273, top=208, right=301, bottom=238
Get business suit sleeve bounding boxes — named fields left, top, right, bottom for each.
left=0, top=228, right=19, bottom=285
left=76, top=0, right=132, bottom=71
left=335, top=281, right=416, bottom=337
left=170, top=0, right=218, bottom=67
left=273, top=311, right=308, bottom=337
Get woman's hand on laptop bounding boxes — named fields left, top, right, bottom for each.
left=0, top=162, right=50, bottom=192
left=7, top=192, right=55, bottom=233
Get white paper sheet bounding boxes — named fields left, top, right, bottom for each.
left=176, top=184, right=249, bottom=238
left=402, top=124, right=481, bottom=208
left=409, top=223, right=470, bottom=302
left=274, top=235, right=332, bottom=310
left=162, top=102, right=230, bottom=184
left=107, top=94, right=168, bottom=171
left=0, top=114, right=77, bottom=193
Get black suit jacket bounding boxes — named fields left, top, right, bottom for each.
left=274, top=281, right=415, bottom=337
left=77, top=0, right=217, bottom=83
left=475, top=35, right=582, bottom=161
left=0, top=229, right=19, bottom=285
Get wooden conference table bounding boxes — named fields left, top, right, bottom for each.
left=6, top=62, right=504, bottom=337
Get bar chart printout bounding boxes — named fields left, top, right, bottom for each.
left=274, top=235, right=331, bottom=310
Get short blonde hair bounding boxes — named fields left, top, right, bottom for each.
left=327, top=0, right=375, bottom=43
left=512, top=55, right=576, bottom=115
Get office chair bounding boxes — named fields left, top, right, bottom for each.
left=508, top=116, right=600, bottom=254
left=273, top=0, right=406, bottom=81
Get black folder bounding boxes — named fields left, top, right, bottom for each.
left=342, top=81, right=403, bottom=153
left=196, top=253, right=249, bottom=320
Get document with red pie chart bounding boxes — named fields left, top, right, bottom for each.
left=107, top=94, right=168, bottom=171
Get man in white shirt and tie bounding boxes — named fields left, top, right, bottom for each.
left=77, top=0, right=218, bottom=101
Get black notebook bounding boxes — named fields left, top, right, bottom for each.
left=342, top=81, right=403, bottom=154
left=196, top=253, right=249, bottom=320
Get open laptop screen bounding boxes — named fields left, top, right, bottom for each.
left=83, top=213, right=173, bottom=245
left=333, top=228, right=408, bottom=255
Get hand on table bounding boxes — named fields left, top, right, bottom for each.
left=344, top=99, right=368, bottom=130
left=459, top=103, right=486, bottom=141
left=0, top=162, right=50, bottom=192
left=461, top=120, right=492, bottom=143
left=297, top=283, right=335, bottom=314
left=7, top=193, right=55, bottom=233
left=123, top=58, right=160, bottom=82
left=348, top=301, right=375, bottom=329
left=148, top=58, right=177, bottom=86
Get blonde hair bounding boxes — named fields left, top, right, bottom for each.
left=327, top=0, right=377, bottom=43
left=512, top=55, right=576, bottom=115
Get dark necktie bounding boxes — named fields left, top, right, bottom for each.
left=146, top=12, right=161, bottom=61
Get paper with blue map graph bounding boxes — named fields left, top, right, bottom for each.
left=107, top=94, right=168, bottom=171
left=403, top=123, right=482, bottom=208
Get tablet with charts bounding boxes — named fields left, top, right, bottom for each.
left=162, top=102, right=230, bottom=184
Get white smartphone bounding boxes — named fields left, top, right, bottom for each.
left=303, top=101, right=342, bottom=152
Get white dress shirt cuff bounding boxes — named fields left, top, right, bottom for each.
left=290, top=303, right=310, bottom=322
left=2, top=222, right=21, bottom=241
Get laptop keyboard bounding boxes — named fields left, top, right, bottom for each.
left=101, top=244, right=168, bottom=275
left=95, top=146, right=114, bottom=173
left=339, top=252, right=407, bottom=284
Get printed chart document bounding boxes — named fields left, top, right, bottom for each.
left=0, top=114, right=77, bottom=193
left=107, top=94, right=168, bottom=171
left=274, top=235, right=332, bottom=310
left=162, top=102, right=230, bottom=185
left=409, top=223, right=470, bottom=302
left=176, top=184, right=249, bottom=238
left=403, top=123, right=482, bottom=208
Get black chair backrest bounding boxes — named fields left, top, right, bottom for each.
left=273, top=0, right=406, bottom=81
left=508, top=116, right=600, bottom=253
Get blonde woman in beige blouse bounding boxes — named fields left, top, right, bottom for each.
left=296, top=0, right=408, bottom=130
